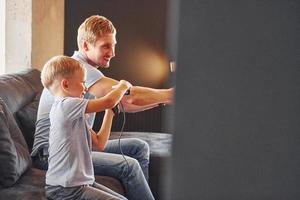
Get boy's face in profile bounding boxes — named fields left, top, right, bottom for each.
left=85, top=33, right=117, bottom=68
left=65, top=70, right=87, bottom=98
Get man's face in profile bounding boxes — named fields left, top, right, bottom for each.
left=85, top=33, right=117, bottom=68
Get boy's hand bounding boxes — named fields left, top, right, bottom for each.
left=112, top=80, right=132, bottom=90
left=105, top=108, right=116, bottom=116
left=119, top=80, right=132, bottom=89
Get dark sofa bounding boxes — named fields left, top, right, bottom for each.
left=0, top=69, right=172, bottom=200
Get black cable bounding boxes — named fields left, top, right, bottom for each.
left=118, top=102, right=130, bottom=190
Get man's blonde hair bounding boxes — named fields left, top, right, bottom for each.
left=41, top=55, right=84, bottom=89
left=77, top=15, right=116, bottom=50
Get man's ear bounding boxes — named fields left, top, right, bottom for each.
left=83, top=41, right=90, bottom=51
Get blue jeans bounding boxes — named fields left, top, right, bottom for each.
left=33, top=138, right=154, bottom=200
left=93, top=138, right=154, bottom=200
left=45, top=182, right=127, bottom=200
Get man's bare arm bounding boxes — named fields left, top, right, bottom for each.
left=88, top=76, right=174, bottom=109
left=122, top=86, right=174, bottom=106
left=88, top=76, right=119, bottom=98
left=119, top=101, right=160, bottom=113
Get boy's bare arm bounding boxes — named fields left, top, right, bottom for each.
left=90, top=109, right=114, bottom=151
left=85, top=80, right=131, bottom=113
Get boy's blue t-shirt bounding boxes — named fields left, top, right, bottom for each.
left=31, top=51, right=104, bottom=156
left=46, top=97, right=94, bottom=187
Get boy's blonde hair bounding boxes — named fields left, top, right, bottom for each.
left=77, top=15, right=116, bottom=51
left=41, top=55, right=84, bottom=90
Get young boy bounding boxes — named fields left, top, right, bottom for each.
left=42, top=55, right=130, bottom=200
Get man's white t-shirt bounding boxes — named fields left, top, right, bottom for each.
left=31, top=51, right=104, bottom=156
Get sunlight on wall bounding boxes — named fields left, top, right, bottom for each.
left=126, top=41, right=169, bottom=88
left=32, top=0, right=64, bottom=70
left=133, top=48, right=169, bottom=86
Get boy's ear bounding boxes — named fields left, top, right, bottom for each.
left=61, top=78, right=69, bottom=90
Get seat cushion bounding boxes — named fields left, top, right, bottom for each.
left=0, top=168, right=124, bottom=200
left=95, top=175, right=125, bottom=195
left=110, top=132, right=172, bottom=155
left=0, top=168, right=47, bottom=200
left=0, top=99, right=31, bottom=188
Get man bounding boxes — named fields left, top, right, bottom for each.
left=32, top=15, right=173, bottom=200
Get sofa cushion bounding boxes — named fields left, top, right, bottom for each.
left=0, top=69, right=41, bottom=114
left=16, top=92, right=41, bottom=152
left=0, top=98, right=31, bottom=188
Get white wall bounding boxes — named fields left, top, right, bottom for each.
left=5, top=0, right=32, bottom=73
left=0, top=0, right=5, bottom=74
left=1, top=0, right=64, bottom=74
